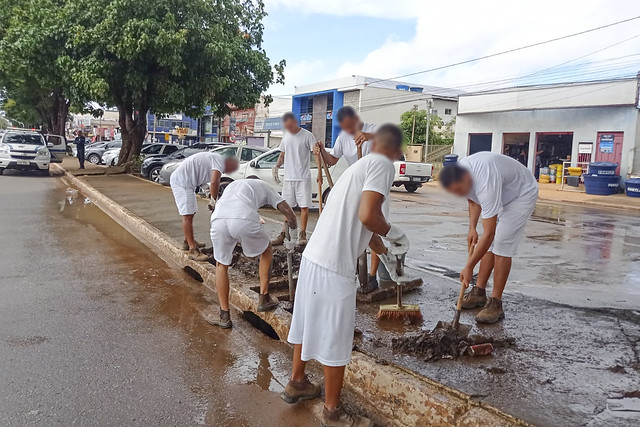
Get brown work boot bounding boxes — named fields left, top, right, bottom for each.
left=322, top=406, right=354, bottom=427
left=462, top=286, right=487, bottom=309
left=271, top=231, right=286, bottom=246
left=280, top=375, right=321, bottom=404
left=206, top=309, right=232, bottom=329
left=188, top=248, right=209, bottom=262
left=298, top=230, right=308, bottom=245
left=257, top=293, right=279, bottom=312
left=358, top=274, right=379, bottom=294
left=475, top=297, right=505, bottom=324
left=182, top=240, right=206, bottom=251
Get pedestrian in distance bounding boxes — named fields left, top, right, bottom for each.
left=440, top=152, right=539, bottom=324
left=314, top=105, right=383, bottom=295
left=206, top=178, right=298, bottom=328
left=75, top=131, right=86, bottom=169
left=282, top=124, right=408, bottom=427
left=271, top=112, right=316, bottom=246
left=169, top=151, right=239, bottom=261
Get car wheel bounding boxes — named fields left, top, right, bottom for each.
left=322, top=188, right=331, bottom=204
left=0, top=168, right=4, bottom=175
left=88, top=153, right=101, bottom=164
left=40, top=168, right=50, bottom=177
left=111, top=158, right=117, bottom=166
left=218, top=180, right=232, bottom=198
left=149, top=166, right=162, bottom=183
left=404, top=183, right=418, bottom=193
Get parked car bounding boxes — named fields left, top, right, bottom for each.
left=393, top=157, right=433, bottom=192
left=102, top=143, right=184, bottom=166
left=85, top=140, right=122, bottom=164
left=0, top=128, right=66, bottom=175
left=140, top=142, right=228, bottom=182
left=157, top=144, right=269, bottom=185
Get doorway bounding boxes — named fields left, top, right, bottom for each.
left=468, top=133, right=492, bottom=155
left=535, top=132, right=574, bottom=177
left=503, top=133, right=530, bottom=167
left=594, top=132, right=623, bottom=175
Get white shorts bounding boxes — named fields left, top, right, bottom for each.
left=490, top=192, right=538, bottom=257
left=283, top=180, right=312, bottom=208
left=210, top=218, right=270, bottom=265
left=288, top=257, right=358, bottom=367
left=170, top=183, right=197, bottom=216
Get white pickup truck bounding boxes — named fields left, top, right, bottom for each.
left=393, top=157, right=433, bottom=192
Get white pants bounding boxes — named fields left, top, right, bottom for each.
left=288, top=257, right=357, bottom=367
left=210, top=218, right=269, bottom=265
left=283, top=180, right=312, bottom=208
left=170, top=182, right=197, bottom=216
left=490, top=191, right=538, bottom=257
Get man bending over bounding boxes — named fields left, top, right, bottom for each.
left=206, top=179, right=298, bottom=329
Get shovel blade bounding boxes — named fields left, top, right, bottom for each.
left=433, top=320, right=472, bottom=337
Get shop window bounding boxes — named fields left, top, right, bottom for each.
left=469, top=133, right=492, bottom=155
left=503, top=133, right=530, bottom=167
left=535, top=132, right=574, bottom=177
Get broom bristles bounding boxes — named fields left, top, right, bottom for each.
left=377, top=304, right=423, bottom=324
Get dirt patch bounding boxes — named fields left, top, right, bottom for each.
left=392, top=329, right=515, bottom=362
left=229, top=246, right=301, bottom=278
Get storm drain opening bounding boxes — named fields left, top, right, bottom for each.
left=242, top=311, right=280, bottom=340
left=183, top=266, right=204, bottom=283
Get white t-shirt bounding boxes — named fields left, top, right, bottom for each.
left=303, top=153, right=395, bottom=278
left=172, top=152, right=225, bottom=189
left=331, top=122, right=377, bottom=166
left=212, top=179, right=284, bottom=223
left=280, top=128, right=315, bottom=181
left=459, top=152, right=538, bottom=219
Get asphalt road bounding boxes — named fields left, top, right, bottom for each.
left=0, top=171, right=317, bottom=426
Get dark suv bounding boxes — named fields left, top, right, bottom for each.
left=140, top=142, right=228, bottom=182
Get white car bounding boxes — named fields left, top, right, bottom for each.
left=102, top=143, right=185, bottom=166
left=222, top=148, right=348, bottom=202
left=0, top=129, right=66, bottom=175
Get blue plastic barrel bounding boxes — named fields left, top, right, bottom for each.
left=443, top=154, right=459, bottom=165
left=396, top=84, right=410, bottom=91
left=625, top=178, right=640, bottom=198
left=583, top=174, right=621, bottom=195
left=588, top=162, right=618, bottom=176
left=409, top=87, right=424, bottom=93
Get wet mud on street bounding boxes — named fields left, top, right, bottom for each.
left=0, top=173, right=316, bottom=425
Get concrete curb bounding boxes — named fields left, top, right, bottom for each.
left=53, top=164, right=529, bottom=426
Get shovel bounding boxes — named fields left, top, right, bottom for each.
left=432, top=243, right=475, bottom=337
left=284, top=223, right=295, bottom=303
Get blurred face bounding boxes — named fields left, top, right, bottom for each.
left=370, top=137, right=403, bottom=161
left=338, top=115, right=360, bottom=136
left=224, top=157, right=240, bottom=174
left=444, top=173, right=473, bottom=197
left=283, top=117, right=300, bottom=134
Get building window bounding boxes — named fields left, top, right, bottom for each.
left=432, top=109, right=438, bottom=116
left=445, top=109, right=452, bottom=115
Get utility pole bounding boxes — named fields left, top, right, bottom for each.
left=410, top=104, right=418, bottom=144
left=424, top=99, right=433, bottom=162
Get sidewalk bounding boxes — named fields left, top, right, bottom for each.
left=60, top=156, right=108, bottom=176
left=56, top=164, right=640, bottom=426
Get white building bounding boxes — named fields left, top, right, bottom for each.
left=453, top=77, right=640, bottom=177
left=253, top=95, right=292, bottom=147
left=293, top=75, right=460, bottom=146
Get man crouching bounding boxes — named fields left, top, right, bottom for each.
left=206, top=179, right=298, bottom=329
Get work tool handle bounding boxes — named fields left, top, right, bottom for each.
left=316, top=153, right=323, bottom=213
left=322, top=159, right=334, bottom=188
left=357, top=145, right=363, bottom=160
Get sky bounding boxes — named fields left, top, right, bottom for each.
left=261, top=0, right=640, bottom=96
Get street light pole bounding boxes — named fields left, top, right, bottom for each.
left=424, top=99, right=433, bottom=162
left=410, top=104, right=418, bottom=144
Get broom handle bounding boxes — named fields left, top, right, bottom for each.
left=457, top=243, right=476, bottom=311
left=316, top=151, right=323, bottom=214
left=396, top=256, right=404, bottom=308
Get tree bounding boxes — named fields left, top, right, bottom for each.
left=63, top=0, right=284, bottom=165
left=0, top=0, right=74, bottom=135
left=399, top=108, right=454, bottom=146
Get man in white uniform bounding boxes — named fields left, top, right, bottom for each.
left=314, top=106, right=383, bottom=295
left=271, top=112, right=316, bottom=246
left=206, top=179, right=298, bottom=328
left=440, top=152, right=538, bottom=324
left=282, top=124, right=408, bottom=426
left=170, top=151, right=239, bottom=261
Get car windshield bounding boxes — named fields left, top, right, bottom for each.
left=5, top=133, right=44, bottom=145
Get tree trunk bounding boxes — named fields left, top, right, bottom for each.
left=37, top=91, right=68, bottom=136
left=117, top=103, right=147, bottom=167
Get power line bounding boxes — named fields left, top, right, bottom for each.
left=365, top=14, right=640, bottom=86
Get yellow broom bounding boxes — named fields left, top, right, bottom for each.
left=377, top=256, right=422, bottom=323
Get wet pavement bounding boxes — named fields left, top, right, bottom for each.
left=75, top=172, right=640, bottom=425
left=0, top=171, right=318, bottom=425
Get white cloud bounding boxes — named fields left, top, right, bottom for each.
left=269, top=0, right=640, bottom=93
left=268, top=59, right=330, bottom=96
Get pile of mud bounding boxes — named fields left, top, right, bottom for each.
left=230, top=246, right=301, bottom=278
left=392, top=330, right=515, bottom=362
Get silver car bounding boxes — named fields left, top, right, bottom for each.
left=157, top=144, right=268, bottom=185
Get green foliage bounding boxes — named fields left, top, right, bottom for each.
left=399, top=108, right=454, bottom=146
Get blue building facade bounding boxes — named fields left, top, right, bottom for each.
left=292, top=89, right=344, bottom=147
left=146, top=113, right=200, bottom=144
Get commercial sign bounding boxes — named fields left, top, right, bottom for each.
left=300, top=113, right=312, bottom=124
left=578, top=143, right=593, bottom=154
left=599, top=134, right=614, bottom=153
left=254, top=118, right=265, bottom=132
left=326, top=111, right=333, bottom=120
left=176, top=127, right=189, bottom=136
left=263, top=117, right=282, bottom=131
